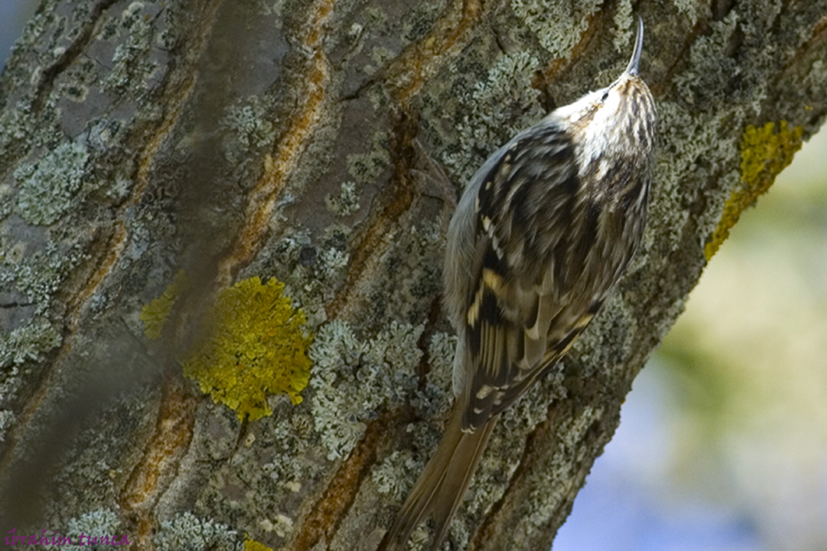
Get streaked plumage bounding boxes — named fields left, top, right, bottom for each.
left=382, top=18, right=656, bottom=550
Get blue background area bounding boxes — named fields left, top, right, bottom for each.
left=0, top=0, right=38, bottom=71
left=553, top=367, right=761, bottom=551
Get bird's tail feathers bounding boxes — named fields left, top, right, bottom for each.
left=382, top=404, right=497, bottom=550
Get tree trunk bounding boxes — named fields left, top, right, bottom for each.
left=0, top=0, right=825, bottom=549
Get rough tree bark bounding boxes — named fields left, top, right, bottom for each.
left=0, top=0, right=825, bottom=549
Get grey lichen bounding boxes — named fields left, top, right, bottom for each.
left=64, top=509, right=123, bottom=551
left=426, top=331, right=455, bottom=394
left=469, top=50, right=541, bottom=125
left=803, top=59, right=827, bottom=93
left=510, top=0, right=602, bottom=58
left=0, top=321, right=62, bottom=370
left=443, top=51, right=544, bottom=182
left=154, top=512, right=242, bottom=551
left=186, top=395, right=319, bottom=547
left=570, top=292, right=634, bottom=372
left=611, top=0, right=635, bottom=53
left=524, top=406, right=603, bottom=528
left=653, top=105, right=737, bottom=255
left=0, top=101, right=35, bottom=160
left=400, top=0, right=443, bottom=43
left=462, top=370, right=561, bottom=527
left=308, top=320, right=423, bottom=460
left=366, top=46, right=396, bottom=75
left=13, top=141, right=89, bottom=225
left=0, top=410, right=14, bottom=443
left=407, top=525, right=430, bottom=551
left=346, top=131, right=390, bottom=184
left=0, top=364, right=22, bottom=412
left=245, top=228, right=335, bottom=327
left=220, top=96, right=277, bottom=166
left=672, top=0, right=702, bottom=24
left=5, top=239, right=90, bottom=314
left=102, top=2, right=158, bottom=95
left=260, top=413, right=316, bottom=488
left=266, top=513, right=295, bottom=538
left=372, top=450, right=422, bottom=501
left=0, top=183, right=14, bottom=220
left=324, top=181, right=360, bottom=216
left=262, top=450, right=313, bottom=488
left=318, top=247, right=350, bottom=280
left=263, top=0, right=288, bottom=28
left=364, top=7, right=389, bottom=30
left=674, top=12, right=742, bottom=106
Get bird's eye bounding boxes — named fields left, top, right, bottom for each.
left=601, top=91, right=609, bottom=102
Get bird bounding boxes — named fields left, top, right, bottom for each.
left=381, top=17, right=657, bottom=551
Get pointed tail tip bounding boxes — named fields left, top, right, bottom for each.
left=625, top=16, right=644, bottom=76
left=379, top=411, right=498, bottom=551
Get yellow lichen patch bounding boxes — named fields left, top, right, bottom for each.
left=182, top=277, right=312, bottom=421
left=139, top=270, right=190, bottom=339
left=705, top=121, right=803, bottom=260
left=244, top=539, right=273, bottom=551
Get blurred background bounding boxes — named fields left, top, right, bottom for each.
left=3, top=3, right=826, bottom=550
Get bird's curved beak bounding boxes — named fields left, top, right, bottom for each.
left=625, top=17, right=644, bottom=76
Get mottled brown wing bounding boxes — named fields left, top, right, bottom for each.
left=461, top=124, right=601, bottom=431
